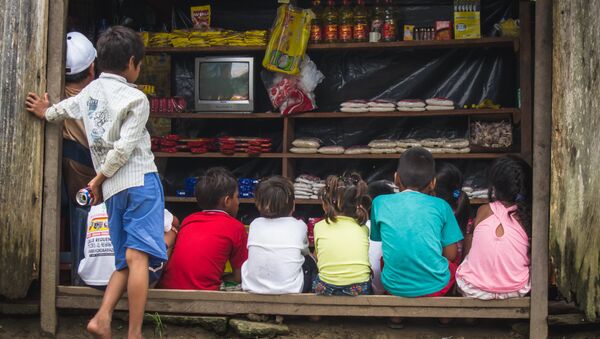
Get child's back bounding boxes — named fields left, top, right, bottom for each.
left=371, top=191, right=462, bottom=296
left=160, top=210, right=246, bottom=290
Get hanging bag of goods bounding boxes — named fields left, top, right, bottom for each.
left=263, top=4, right=314, bottom=75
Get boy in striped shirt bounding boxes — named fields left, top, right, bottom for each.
left=26, top=25, right=164, bottom=339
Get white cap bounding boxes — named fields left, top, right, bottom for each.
left=65, top=32, right=96, bottom=75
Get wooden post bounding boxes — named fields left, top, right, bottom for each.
left=40, top=0, right=68, bottom=335
left=530, top=0, right=552, bottom=338
left=519, top=0, right=533, bottom=163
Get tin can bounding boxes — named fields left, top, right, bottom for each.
left=76, top=188, right=92, bottom=206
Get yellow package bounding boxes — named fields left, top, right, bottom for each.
left=454, top=0, right=481, bottom=40
left=191, top=5, right=211, bottom=30
left=262, top=4, right=314, bottom=75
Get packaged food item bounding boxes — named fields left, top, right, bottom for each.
left=370, top=148, right=396, bottom=154
left=397, top=99, right=425, bottom=108
left=292, top=138, right=322, bottom=148
left=290, top=147, right=319, bottom=154
left=318, top=146, right=346, bottom=154
left=470, top=120, right=513, bottom=149
left=353, top=0, right=368, bottom=42
left=322, top=0, right=339, bottom=43
left=403, top=25, right=415, bottom=41
left=425, top=98, right=455, bottom=106
left=190, top=5, right=211, bottom=30
left=454, top=0, right=481, bottom=39
left=263, top=4, right=314, bottom=75
left=341, top=99, right=369, bottom=108
left=368, top=139, right=397, bottom=148
left=340, top=106, right=369, bottom=113
left=309, top=0, right=323, bottom=43
left=344, top=146, right=371, bottom=155
left=435, top=21, right=452, bottom=40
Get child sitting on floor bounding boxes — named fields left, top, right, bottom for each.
left=366, top=180, right=397, bottom=295
left=242, top=176, right=317, bottom=294
left=456, top=155, right=532, bottom=299
left=313, top=173, right=372, bottom=296
left=159, top=167, right=248, bottom=290
left=434, top=162, right=471, bottom=263
left=370, top=147, right=463, bottom=297
left=78, top=204, right=179, bottom=288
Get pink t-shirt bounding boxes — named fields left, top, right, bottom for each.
left=456, top=201, right=530, bottom=293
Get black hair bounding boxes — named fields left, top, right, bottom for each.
left=368, top=180, right=396, bottom=200
left=195, top=167, right=237, bottom=211
left=435, top=162, right=471, bottom=233
left=320, top=172, right=372, bottom=225
left=96, top=25, right=144, bottom=73
left=65, top=65, right=92, bottom=84
left=397, top=147, right=436, bottom=190
left=255, top=176, right=295, bottom=218
left=488, top=155, right=532, bottom=237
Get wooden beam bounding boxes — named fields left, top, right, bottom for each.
left=530, top=0, right=552, bottom=338
left=40, top=0, right=67, bottom=336
left=519, top=0, right=533, bottom=163
left=56, top=286, right=530, bottom=319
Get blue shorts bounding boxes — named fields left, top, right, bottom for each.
left=105, top=173, right=167, bottom=271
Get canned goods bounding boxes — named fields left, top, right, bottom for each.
left=76, top=188, right=92, bottom=206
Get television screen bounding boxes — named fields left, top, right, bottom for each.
left=198, top=62, right=250, bottom=101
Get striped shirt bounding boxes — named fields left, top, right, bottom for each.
left=45, top=72, right=157, bottom=200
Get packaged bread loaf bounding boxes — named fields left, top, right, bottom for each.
left=318, top=146, right=345, bottom=154
left=368, top=139, right=397, bottom=148
left=292, top=138, right=322, bottom=148
left=290, top=147, right=318, bottom=154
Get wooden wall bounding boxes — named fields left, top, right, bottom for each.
left=0, top=0, right=49, bottom=298
left=551, top=0, right=600, bottom=320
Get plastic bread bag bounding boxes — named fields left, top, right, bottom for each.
left=262, top=56, right=324, bottom=115
left=263, top=4, right=314, bottom=75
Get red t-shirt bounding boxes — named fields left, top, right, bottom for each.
left=158, top=211, right=248, bottom=290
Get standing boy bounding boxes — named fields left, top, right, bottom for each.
left=26, top=26, right=165, bottom=339
left=159, top=167, right=248, bottom=290
left=370, top=147, right=463, bottom=298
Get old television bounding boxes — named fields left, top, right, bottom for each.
left=194, top=56, right=254, bottom=112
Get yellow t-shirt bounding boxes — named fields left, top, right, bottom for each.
left=314, top=216, right=371, bottom=286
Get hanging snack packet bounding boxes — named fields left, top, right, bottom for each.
left=263, top=4, right=314, bottom=75
left=191, top=5, right=211, bottom=30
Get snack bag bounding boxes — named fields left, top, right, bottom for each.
left=263, top=4, right=314, bottom=75
left=191, top=5, right=211, bottom=30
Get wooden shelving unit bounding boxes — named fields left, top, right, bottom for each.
left=145, top=37, right=518, bottom=54
left=165, top=196, right=490, bottom=205
left=154, top=151, right=511, bottom=160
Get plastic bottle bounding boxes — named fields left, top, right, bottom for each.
left=339, top=0, right=354, bottom=43
left=353, top=0, right=368, bottom=42
left=310, top=0, right=323, bottom=43
left=382, top=0, right=397, bottom=42
left=323, top=0, right=339, bottom=43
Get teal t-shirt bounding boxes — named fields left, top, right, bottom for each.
left=370, top=190, right=464, bottom=297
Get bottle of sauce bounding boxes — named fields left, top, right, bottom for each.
left=382, top=0, right=397, bottom=42
left=339, top=0, right=354, bottom=42
left=353, top=0, right=368, bottom=42
left=369, top=0, right=384, bottom=42
left=323, top=0, right=339, bottom=43
left=310, top=0, right=323, bottom=43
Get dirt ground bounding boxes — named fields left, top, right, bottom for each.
left=1, top=313, right=600, bottom=339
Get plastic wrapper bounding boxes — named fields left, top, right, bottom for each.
left=263, top=56, right=324, bottom=115
left=262, top=4, right=313, bottom=75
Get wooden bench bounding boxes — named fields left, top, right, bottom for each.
left=57, top=286, right=530, bottom=319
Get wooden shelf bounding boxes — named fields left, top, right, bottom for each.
left=150, top=113, right=280, bottom=119
left=165, top=196, right=488, bottom=205
left=153, top=152, right=284, bottom=158
left=285, top=153, right=510, bottom=160
left=150, top=108, right=517, bottom=120
left=145, top=37, right=518, bottom=54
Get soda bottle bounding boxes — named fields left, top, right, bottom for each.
left=382, top=0, right=397, bottom=42
left=322, top=0, right=339, bottom=43
left=353, top=0, right=368, bottom=42
left=310, top=0, right=323, bottom=43
left=339, top=0, right=354, bottom=43
left=369, top=0, right=385, bottom=41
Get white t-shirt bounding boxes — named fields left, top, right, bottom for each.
left=77, top=203, right=174, bottom=286
left=242, top=217, right=309, bottom=294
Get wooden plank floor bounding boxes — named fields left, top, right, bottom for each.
left=57, top=286, right=530, bottom=319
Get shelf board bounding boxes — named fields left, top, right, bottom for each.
left=145, top=37, right=518, bottom=54
left=150, top=112, right=281, bottom=119
left=153, top=152, right=284, bottom=158
left=165, top=196, right=488, bottom=205
left=285, top=153, right=510, bottom=159
left=150, top=108, right=517, bottom=120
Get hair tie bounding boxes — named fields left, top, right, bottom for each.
left=452, top=189, right=461, bottom=199
left=515, top=193, right=525, bottom=202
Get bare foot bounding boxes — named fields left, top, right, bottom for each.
left=87, top=314, right=111, bottom=339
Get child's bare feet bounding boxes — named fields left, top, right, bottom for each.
left=87, top=313, right=112, bottom=339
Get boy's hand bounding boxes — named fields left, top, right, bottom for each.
left=87, top=173, right=107, bottom=206
left=25, top=92, right=50, bottom=119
